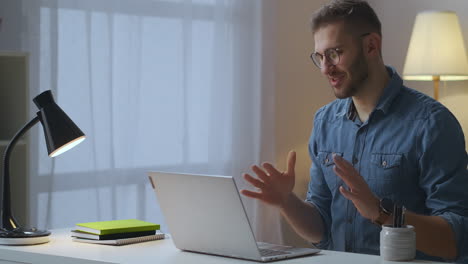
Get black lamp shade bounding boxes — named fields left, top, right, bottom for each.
left=33, top=90, right=85, bottom=157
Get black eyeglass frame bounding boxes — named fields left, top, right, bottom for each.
left=310, top=32, right=371, bottom=69
left=310, top=48, right=342, bottom=69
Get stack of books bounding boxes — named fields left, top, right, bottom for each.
left=71, top=219, right=164, bottom=245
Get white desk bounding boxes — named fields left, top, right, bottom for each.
left=0, top=229, right=445, bottom=264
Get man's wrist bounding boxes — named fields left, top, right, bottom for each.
left=373, top=198, right=394, bottom=226
left=371, top=196, right=381, bottom=221
left=280, top=192, right=296, bottom=210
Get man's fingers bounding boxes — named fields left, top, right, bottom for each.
left=332, top=155, right=364, bottom=187
left=240, top=189, right=263, bottom=200
left=262, top=162, right=281, bottom=177
left=339, top=186, right=357, bottom=201
left=333, top=154, right=354, bottom=171
left=333, top=166, right=355, bottom=188
left=243, top=173, right=265, bottom=189
left=252, top=165, right=270, bottom=183
left=287, top=151, right=296, bottom=176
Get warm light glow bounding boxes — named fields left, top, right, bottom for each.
left=404, top=75, right=468, bottom=81
left=49, top=136, right=86, bottom=157
left=403, top=11, right=468, bottom=81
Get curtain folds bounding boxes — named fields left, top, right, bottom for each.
left=19, top=0, right=282, bottom=244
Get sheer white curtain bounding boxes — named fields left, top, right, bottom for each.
left=19, top=0, right=282, bottom=243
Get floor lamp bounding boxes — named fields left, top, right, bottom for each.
left=403, top=11, right=468, bottom=100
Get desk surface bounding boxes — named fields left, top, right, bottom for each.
left=0, top=229, right=444, bottom=264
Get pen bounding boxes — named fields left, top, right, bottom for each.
left=400, top=206, right=405, bottom=227
left=397, top=206, right=402, bottom=228
left=393, top=204, right=402, bottom=228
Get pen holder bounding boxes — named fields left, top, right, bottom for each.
left=380, top=225, right=416, bottom=261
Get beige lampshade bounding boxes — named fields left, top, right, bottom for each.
left=403, top=11, right=468, bottom=81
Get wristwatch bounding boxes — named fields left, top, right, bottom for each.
left=373, top=198, right=394, bottom=226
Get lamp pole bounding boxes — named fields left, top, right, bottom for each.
left=1, top=116, right=40, bottom=230
left=433, top=75, right=440, bottom=101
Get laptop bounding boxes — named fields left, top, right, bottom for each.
left=147, top=171, right=321, bottom=262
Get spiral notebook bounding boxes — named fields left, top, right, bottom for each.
left=72, top=233, right=165, bottom=246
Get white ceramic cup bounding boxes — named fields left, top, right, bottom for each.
left=380, top=225, right=416, bottom=261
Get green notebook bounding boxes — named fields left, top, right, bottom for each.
left=75, top=219, right=160, bottom=235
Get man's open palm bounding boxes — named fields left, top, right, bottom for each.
left=241, top=151, right=296, bottom=208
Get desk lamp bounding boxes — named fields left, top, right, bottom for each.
left=0, top=90, right=85, bottom=245
left=403, top=11, right=468, bottom=100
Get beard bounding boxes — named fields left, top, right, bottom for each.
left=330, top=48, right=369, bottom=99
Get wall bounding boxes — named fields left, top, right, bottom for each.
left=0, top=0, right=23, bottom=51
left=369, top=0, right=468, bottom=149
left=0, top=1, right=32, bottom=226
left=263, top=0, right=335, bottom=246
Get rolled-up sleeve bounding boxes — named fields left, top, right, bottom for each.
left=418, top=107, right=468, bottom=263
left=305, top=114, right=333, bottom=249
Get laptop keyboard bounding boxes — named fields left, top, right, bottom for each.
left=259, top=248, right=291, bottom=257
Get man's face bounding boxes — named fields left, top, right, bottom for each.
left=313, top=22, right=369, bottom=99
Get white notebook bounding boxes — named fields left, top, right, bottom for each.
left=72, top=233, right=165, bottom=246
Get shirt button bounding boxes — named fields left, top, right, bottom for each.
left=325, top=158, right=329, bottom=164
left=382, top=160, right=387, bottom=167
left=347, top=218, right=353, bottom=223
left=352, top=157, right=358, bottom=164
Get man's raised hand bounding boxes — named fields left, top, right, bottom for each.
left=241, top=151, right=296, bottom=208
left=332, top=154, right=380, bottom=221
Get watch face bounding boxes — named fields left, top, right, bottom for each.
left=381, top=198, right=394, bottom=214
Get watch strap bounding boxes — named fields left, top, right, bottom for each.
left=373, top=198, right=394, bottom=226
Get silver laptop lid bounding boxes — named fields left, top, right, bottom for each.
left=148, top=172, right=262, bottom=260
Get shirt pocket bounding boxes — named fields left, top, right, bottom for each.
left=368, top=153, right=403, bottom=197
left=317, top=151, right=343, bottom=191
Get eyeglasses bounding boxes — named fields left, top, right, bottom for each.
left=310, top=48, right=342, bottom=69
left=310, top=33, right=371, bottom=69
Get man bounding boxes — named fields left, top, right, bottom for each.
left=241, top=0, right=468, bottom=262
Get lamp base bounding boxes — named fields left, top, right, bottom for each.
left=0, top=227, right=50, bottom=245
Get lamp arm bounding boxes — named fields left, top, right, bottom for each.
left=1, top=116, right=40, bottom=230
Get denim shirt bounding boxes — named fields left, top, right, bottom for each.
left=306, top=67, right=468, bottom=262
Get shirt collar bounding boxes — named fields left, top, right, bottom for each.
left=375, top=66, right=403, bottom=114
left=346, top=99, right=357, bottom=121
left=346, top=66, right=402, bottom=120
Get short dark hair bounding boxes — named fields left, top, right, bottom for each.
left=311, top=0, right=381, bottom=36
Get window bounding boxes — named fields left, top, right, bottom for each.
left=26, top=0, right=262, bottom=229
